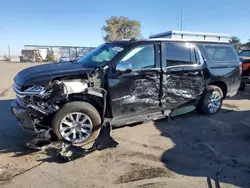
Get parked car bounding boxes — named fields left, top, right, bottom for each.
left=239, top=56, right=250, bottom=90
left=239, top=49, right=250, bottom=57
left=11, top=38, right=241, bottom=145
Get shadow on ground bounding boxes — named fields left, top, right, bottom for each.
left=154, top=109, right=250, bottom=188
left=1, top=90, right=250, bottom=187
left=0, top=99, right=34, bottom=157
left=227, top=86, right=250, bottom=100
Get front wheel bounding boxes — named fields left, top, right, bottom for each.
left=197, top=85, right=223, bottom=115
left=52, top=101, right=101, bottom=146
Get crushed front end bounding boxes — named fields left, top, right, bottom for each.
left=11, top=83, right=59, bottom=132
left=11, top=79, right=89, bottom=133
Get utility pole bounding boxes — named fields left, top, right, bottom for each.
left=180, top=8, right=184, bottom=31
left=8, top=45, right=10, bottom=59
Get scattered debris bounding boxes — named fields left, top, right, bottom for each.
left=25, top=129, right=53, bottom=151
left=57, top=122, right=119, bottom=162
left=24, top=121, right=119, bottom=163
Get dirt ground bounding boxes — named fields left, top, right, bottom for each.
left=0, top=62, right=250, bottom=188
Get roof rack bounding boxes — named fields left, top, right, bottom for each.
left=149, top=30, right=231, bottom=43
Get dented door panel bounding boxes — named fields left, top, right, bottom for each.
left=161, top=65, right=205, bottom=109
left=160, top=42, right=205, bottom=110
left=109, top=69, right=161, bottom=118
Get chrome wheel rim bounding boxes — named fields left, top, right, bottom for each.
left=59, top=112, right=93, bottom=143
left=207, top=91, right=222, bottom=114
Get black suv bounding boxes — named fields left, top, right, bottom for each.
left=11, top=39, right=241, bottom=145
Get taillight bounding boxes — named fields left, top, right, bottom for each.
left=242, top=62, right=250, bottom=71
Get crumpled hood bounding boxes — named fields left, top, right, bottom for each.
left=14, top=62, right=94, bottom=86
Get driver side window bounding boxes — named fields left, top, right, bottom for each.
left=121, top=45, right=155, bottom=70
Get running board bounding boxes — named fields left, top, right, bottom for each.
left=170, top=105, right=196, bottom=117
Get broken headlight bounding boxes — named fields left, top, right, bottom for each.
left=13, top=84, right=47, bottom=98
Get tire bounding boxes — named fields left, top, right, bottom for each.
left=239, top=82, right=245, bottom=91
left=196, top=85, right=223, bottom=115
left=52, top=101, right=101, bottom=147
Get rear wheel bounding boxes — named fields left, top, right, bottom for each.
left=197, top=85, right=223, bottom=115
left=52, top=101, right=101, bottom=146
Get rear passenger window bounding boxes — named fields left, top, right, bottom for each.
left=164, top=43, right=196, bottom=67
left=204, top=45, right=238, bottom=62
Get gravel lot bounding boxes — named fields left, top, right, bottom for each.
left=0, top=62, right=250, bottom=188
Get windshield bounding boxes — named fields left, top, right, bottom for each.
left=77, top=43, right=126, bottom=67
left=239, top=50, right=250, bottom=57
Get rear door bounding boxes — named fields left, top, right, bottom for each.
left=161, top=42, right=205, bottom=109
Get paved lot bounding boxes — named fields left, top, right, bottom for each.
left=0, top=62, right=250, bottom=188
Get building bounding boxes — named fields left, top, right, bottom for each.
left=240, top=42, right=250, bottom=50
left=24, top=45, right=95, bottom=61
left=149, top=30, right=231, bottom=42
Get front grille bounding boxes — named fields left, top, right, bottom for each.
left=13, top=83, right=45, bottom=98
left=13, top=83, right=47, bottom=109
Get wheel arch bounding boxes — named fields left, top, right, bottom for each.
left=68, top=94, right=103, bottom=117
left=209, top=81, right=227, bottom=99
left=67, top=88, right=110, bottom=121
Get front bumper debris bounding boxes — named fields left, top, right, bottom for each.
left=57, top=121, right=118, bottom=162
left=11, top=100, right=36, bottom=132
left=25, top=121, right=119, bottom=163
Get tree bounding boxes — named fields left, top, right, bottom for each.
left=230, top=36, right=241, bottom=50
left=102, top=16, right=141, bottom=42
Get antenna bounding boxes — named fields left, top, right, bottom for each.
left=181, top=8, right=184, bottom=31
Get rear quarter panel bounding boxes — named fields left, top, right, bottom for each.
left=196, top=43, right=241, bottom=97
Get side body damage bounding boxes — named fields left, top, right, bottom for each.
left=108, top=68, right=204, bottom=125
left=161, top=66, right=205, bottom=109
left=109, top=69, right=161, bottom=117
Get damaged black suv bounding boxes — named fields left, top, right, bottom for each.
left=11, top=38, right=241, bottom=145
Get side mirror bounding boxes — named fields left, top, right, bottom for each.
left=116, top=61, right=132, bottom=73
